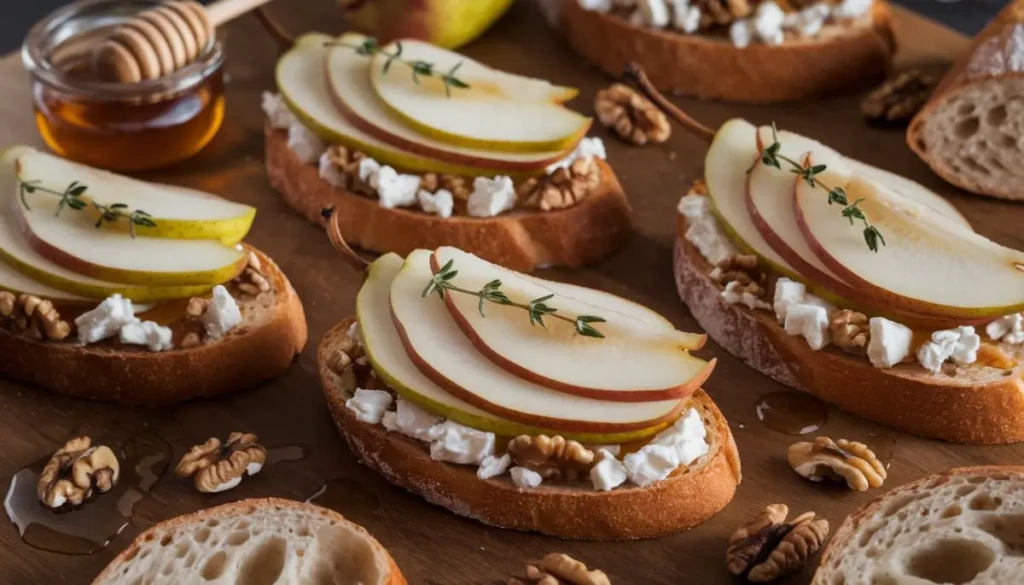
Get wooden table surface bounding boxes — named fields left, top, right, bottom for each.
left=2, top=2, right=1023, bottom=583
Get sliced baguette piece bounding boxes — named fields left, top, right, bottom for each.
left=0, top=248, right=307, bottom=405
left=319, top=319, right=742, bottom=541
left=558, top=0, right=895, bottom=103
left=907, top=1, right=1024, bottom=201
left=813, top=466, right=1024, bottom=585
left=91, top=498, right=406, bottom=585
left=264, top=124, right=633, bottom=272
left=674, top=216, right=1024, bottom=445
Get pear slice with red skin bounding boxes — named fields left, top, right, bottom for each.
left=390, top=250, right=685, bottom=432
left=429, top=246, right=714, bottom=401
left=795, top=162, right=1024, bottom=319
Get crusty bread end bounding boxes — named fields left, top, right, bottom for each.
left=813, top=466, right=1024, bottom=585
left=91, top=498, right=406, bottom=585
left=319, top=319, right=741, bottom=541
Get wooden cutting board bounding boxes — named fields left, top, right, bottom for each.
left=1, top=2, right=1021, bottom=584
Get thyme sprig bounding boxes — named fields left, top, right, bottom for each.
left=327, top=37, right=470, bottom=97
left=422, top=259, right=607, bottom=339
left=18, top=179, right=157, bottom=238
left=756, top=123, right=886, bottom=253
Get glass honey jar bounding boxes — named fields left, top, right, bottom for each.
left=22, top=0, right=226, bottom=172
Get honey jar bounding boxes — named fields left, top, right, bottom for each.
left=22, top=0, right=226, bottom=172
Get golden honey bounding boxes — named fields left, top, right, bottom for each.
left=23, top=0, right=226, bottom=172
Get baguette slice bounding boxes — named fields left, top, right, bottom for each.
left=319, top=318, right=741, bottom=541
left=0, top=248, right=307, bottom=405
left=264, top=124, right=632, bottom=272
left=558, top=0, right=895, bottom=103
left=813, top=466, right=1024, bottom=585
left=674, top=217, right=1024, bottom=445
left=908, top=1, right=1024, bottom=201
left=91, top=498, right=406, bottom=585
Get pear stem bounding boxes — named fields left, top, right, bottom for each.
left=322, top=207, right=371, bottom=275
left=622, top=63, right=716, bottom=144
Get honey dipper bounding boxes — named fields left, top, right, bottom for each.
left=93, top=0, right=276, bottom=83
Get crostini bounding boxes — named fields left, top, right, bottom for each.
left=672, top=115, right=1024, bottom=444
left=0, top=147, right=306, bottom=405
left=264, top=33, right=632, bottom=272
left=556, top=0, right=894, bottom=103
left=316, top=213, right=740, bottom=540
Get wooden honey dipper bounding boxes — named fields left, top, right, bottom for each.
left=93, top=0, right=276, bottom=83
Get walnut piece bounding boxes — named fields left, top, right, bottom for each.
left=710, top=254, right=765, bottom=296
left=175, top=433, right=267, bottom=493
left=695, top=0, right=752, bottom=28
left=830, top=310, right=869, bottom=355
left=788, top=437, right=886, bottom=491
left=507, top=435, right=595, bottom=480
left=325, top=144, right=372, bottom=194
left=727, top=504, right=829, bottom=583
left=862, top=70, right=937, bottom=124
left=420, top=173, right=471, bottom=201
left=0, top=292, right=72, bottom=341
left=594, top=83, right=670, bottom=146
left=518, top=158, right=602, bottom=212
left=234, top=252, right=271, bottom=298
left=510, top=553, right=610, bottom=585
left=37, top=437, right=120, bottom=508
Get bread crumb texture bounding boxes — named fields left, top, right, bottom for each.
left=815, top=470, right=1024, bottom=585
left=95, top=501, right=391, bottom=585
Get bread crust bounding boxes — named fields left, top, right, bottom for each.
left=907, top=0, right=1024, bottom=201
left=673, top=226, right=1024, bottom=445
left=264, top=124, right=633, bottom=272
left=558, top=0, right=894, bottom=103
left=812, top=466, right=1024, bottom=585
left=0, top=249, right=307, bottom=405
left=319, top=319, right=741, bottom=541
left=91, top=498, right=407, bottom=585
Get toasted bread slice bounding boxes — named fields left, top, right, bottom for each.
left=91, top=498, right=406, bottom=585
left=674, top=217, right=1024, bottom=445
left=907, top=1, right=1024, bottom=201
left=319, top=319, right=741, bottom=541
left=264, top=124, right=633, bottom=273
left=558, top=0, right=894, bottom=103
left=813, top=466, right=1024, bottom=585
left=0, top=248, right=307, bottom=405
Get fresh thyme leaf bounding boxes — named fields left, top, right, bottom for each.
left=423, top=261, right=606, bottom=338
left=15, top=178, right=156, bottom=238
left=68, top=184, right=87, bottom=197
left=327, top=37, right=471, bottom=98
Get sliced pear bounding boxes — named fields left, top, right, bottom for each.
left=358, top=253, right=671, bottom=442
left=847, top=160, right=970, bottom=228
left=344, top=0, right=515, bottom=50
left=392, top=250, right=685, bottom=431
left=368, top=39, right=590, bottom=153
left=706, top=119, right=802, bottom=279
left=12, top=188, right=246, bottom=287
left=278, top=34, right=545, bottom=178
left=431, top=247, right=713, bottom=400
left=796, top=168, right=1024, bottom=318
left=521, top=273, right=675, bottom=330
left=325, top=34, right=569, bottom=172
left=0, top=255, right=91, bottom=304
left=14, top=148, right=255, bottom=245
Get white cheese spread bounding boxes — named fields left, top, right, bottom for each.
left=261, top=92, right=296, bottom=130
left=752, top=1, right=786, bottom=45
left=345, top=388, right=393, bottom=424
left=477, top=453, right=512, bottom=480
left=418, top=189, right=455, bottom=219
left=118, top=320, right=173, bottom=352
left=467, top=176, right=517, bottom=218
left=75, top=294, right=138, bottom=344
left=590, top=453, right=629, bottom=491
left=546, top=137, right=607, bottom=173
left=393, top=399, right=442, bottom=441
left=286, top=121, right=326, bottom=165
left=677, top=194, right=739, bottom=266
left=721, top=281, right=771, bottom=311
left=510, top=466, right=544, bottom=489
left=623, top=444, right=680, bottom=487
left=318, top=151, right=347, bottom=188
left=917, top=326, right=980, bottom=373
left=866, top=317, right=912, bottom=368
left=429, top=421, right=496, bottom=465
left=202, top=285, right=242, bottom=339
left=987, top=313, right=1024, bottom=344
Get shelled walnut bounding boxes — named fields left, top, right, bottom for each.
left=233, top=252, right=271, bottom=298
left=175, top=433, right=267, bottom=493
left=509, top=553, right=611, bottom=585
left=324, top=144, right=373, bottom=194
left=37, top=437, right=120, bottom=508
left=788, top=437, right=886, bottom=491
left=518, top=157, right=601, bottom=211
left=727, top=504, right=829, bottom=583
left=710, top=254, right=765, bottom=296
left=830, top=310, right=869, bottom=355
left=0, top=292, right=72, bottom=341
left=420, top=172, right=471, bottom=201
left=507, top=435, right=595, bottom=480
left=695, top=0, right=752, bottom=28
left=594, top=83, right=670, bottom=146
left=862, top=70, right=936, bottom=124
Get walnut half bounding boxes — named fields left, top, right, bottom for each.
left=37, top=437, right=120, bottom=508
left=507, top=435, right=595, bottom=480
left=594, top=83, right=670, bottom=146
left=727, top=504, right=829, bottom=583
left=509, top=553, right=611, bottom=585
left=175, top=433, right=267, bottom=493
left=788, top=437, right=886, bottom=491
